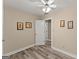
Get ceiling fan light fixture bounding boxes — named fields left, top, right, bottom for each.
left=41, top=0, right=56, bottom=14
left=42, top=7, right=51, bottom=13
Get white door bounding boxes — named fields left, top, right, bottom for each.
left=35, top=20, right=46, bottom=45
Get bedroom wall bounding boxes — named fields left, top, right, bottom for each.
left=44, top=1, right=77, bottom=57
left=3, top=7, right=38, bottom=54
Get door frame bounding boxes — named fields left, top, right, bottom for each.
left=44, top=17, right=53, bottom=48
left=34, top=17, right=53, bottom=47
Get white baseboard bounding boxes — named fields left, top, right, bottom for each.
left=51, top=47, right=77, bottom=59
left=3, top=44, right=35, bottom=56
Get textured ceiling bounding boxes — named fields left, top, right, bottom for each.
left=4, top=0, right=76, bottom=17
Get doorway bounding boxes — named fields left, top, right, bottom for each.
left=45, top=20, right=51, bottom=47
left=35, top=20, right=51, bottom=47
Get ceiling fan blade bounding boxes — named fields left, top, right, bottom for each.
left=41, top=0, right=46, bottom=4
left=49, top=4, right=56, bottom=8
left=48, top=0, right=54, bottom=5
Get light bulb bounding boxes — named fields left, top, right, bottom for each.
left=42, top=7, right=51, bottom=13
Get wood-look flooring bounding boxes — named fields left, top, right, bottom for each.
left=10, top=45, right=75, bottom=59
left=9, top=40, right=75, bottom=59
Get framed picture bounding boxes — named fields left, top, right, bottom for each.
left=25, top=22, right=32, bottom=28
left=60, top=20, right=65, bottom=27
left=17, top=22, right=23, bottom=30
left=68, top=21, right=73, bottom=29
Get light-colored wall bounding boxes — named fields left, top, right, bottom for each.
left=44, top=3, right=77, bottom=56
left=3, top=7, right=38, bottom=54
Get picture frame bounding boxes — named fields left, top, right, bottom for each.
left=68, top=21, right=73, bottom=29
left=25, top=22, right=32, bottom=28
left=17, top=22, right=23, bottom=30
left=60, top=20, right=65, bottom=27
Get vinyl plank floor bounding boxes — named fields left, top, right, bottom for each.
left=10, top=45, right=75, bottom=59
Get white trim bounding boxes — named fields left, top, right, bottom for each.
left=3, top=44, right=35, bottom=56
left=51, top=19, right=53, bottom=47
left=51, top=47, right=77, bottom=59
left=43, top=17, right=53, bottom=47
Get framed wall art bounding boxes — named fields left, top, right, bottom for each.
left=68, top=21, right=73, bottom=29
left=25, top=22, right=32, bottom=28
left=60, top=20, right=65, bottom=27
left=17, top=22, right=23, bottom=30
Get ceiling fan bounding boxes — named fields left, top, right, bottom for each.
left=29, top=0, right=56, bottom=14
left=39, top=0, right=56, bottom=14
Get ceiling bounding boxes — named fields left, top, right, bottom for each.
left=4, top=0, right=76, bottom=17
